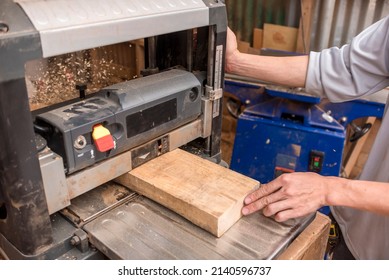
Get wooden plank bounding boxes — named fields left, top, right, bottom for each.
left=349, top=118, right=380, bottom=179
left=296, top=0, right=315, bottom=53
left=132, top=39, right=145, bottom=77
left=277, top=212, right=331, bottom=260
left=253, top=28, right=263, bottom=49
left=115, top=148, right=259, bottom=237
left=237, top=40, right=250, bottom=54
left=263, top=23, right=298, bottom=52
left=344, top=117, right=376, bottom=177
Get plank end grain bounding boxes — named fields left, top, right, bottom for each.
left=115, top=149, right=259, bottom=237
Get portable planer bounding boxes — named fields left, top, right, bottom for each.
left=0, top=0, right=314, bottom=259
left=35, top=69, right=203, bottom=175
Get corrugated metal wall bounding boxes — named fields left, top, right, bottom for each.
left=226, top=0, right=389, bottom=51
left=226, top=0, right=301, bottom=43
left=310, top=0, right=389, bottom=51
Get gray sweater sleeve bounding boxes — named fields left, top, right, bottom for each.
left=306, top=16, right=389, bottom=102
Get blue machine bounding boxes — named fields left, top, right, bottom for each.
left=230, top=85, right=345, bottom=183
left=230, top=93, right=345, bottom=182
left=225, top=79, right=386, bottom=214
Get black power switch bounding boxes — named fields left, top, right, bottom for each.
left=308, top=150, right=324, bottom=173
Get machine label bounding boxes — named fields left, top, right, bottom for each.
left=126, top=99, right=177, bottom=138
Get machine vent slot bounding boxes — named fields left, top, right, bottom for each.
left=281, top=113, right=304, bottom=124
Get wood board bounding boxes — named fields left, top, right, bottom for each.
left=237, top=40, right=250, bottom=54
left=115, top=148, right=259, bottom=237
left=263, top=23, right=298, bottom=52
left=253, top=28, right=263, bottom=49
left=277, top=212, right=330, bottom=260
left=296, top=0, right=315, bottom=53
left=344, top=117, right=376, bottom=177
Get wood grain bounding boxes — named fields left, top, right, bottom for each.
left=115, top=148, right=259, bottom=237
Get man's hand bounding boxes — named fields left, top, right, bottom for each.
left=242, top=172, right=331, bottom=222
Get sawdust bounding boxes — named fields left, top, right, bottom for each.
left=26, top=47, right=132, bottom=107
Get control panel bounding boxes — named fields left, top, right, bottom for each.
left=308, top=150, right=325, bottom=173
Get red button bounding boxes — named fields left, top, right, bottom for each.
left=92, top=124, right=114, bottom=152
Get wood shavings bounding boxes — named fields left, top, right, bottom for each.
left=26, top=46, right=133, bottom=107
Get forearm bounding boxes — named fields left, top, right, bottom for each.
left=226, top=51, right=309, bottom=88
left=326, top=177, right=389, bottom=216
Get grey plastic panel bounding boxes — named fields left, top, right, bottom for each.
left=16, top=0, right=209, bottom=57
left=39, top=148, right=70, bottom=214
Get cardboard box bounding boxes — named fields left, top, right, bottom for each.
left=263, top=23, right=298, bottom=52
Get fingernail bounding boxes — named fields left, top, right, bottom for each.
left=242, top=207, right=249, bottom=215
left=244, top=197, right=252, bottom=204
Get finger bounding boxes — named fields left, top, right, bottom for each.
left=262, top=192, right=316, bottom=219
left=262, top=198, right=292, bottom=217
left=242, top=188, right=286, bottom=215
left=244, top=178, right=283, bottom=205
left=273, top=207, right=312, bottom=223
